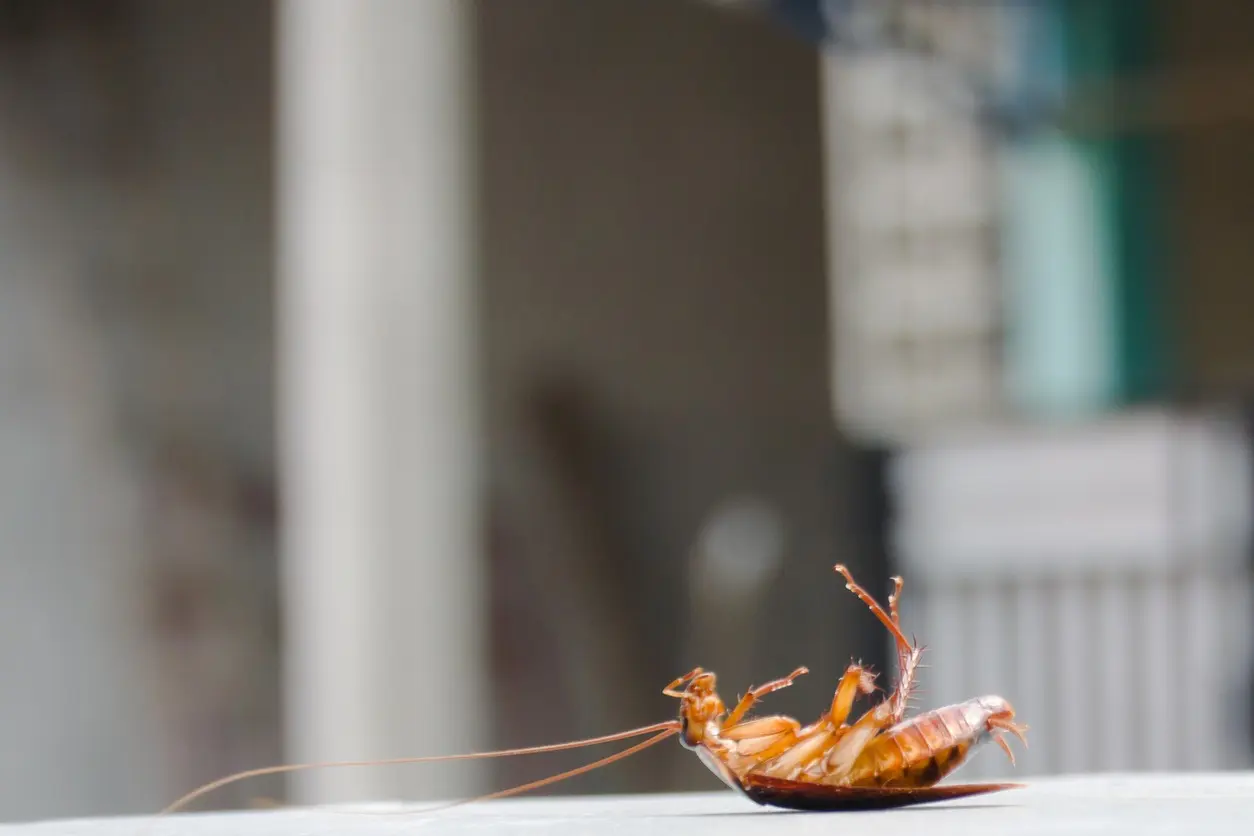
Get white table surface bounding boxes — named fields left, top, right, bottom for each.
left=6, top=773, right=1252, bottom=835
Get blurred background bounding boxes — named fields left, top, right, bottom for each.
left=0, top=0, right=1252, bottom=823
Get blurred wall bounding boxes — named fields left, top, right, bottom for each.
left=477, top=0, right=872, bottom=793
left=0, top=0, right=277, bottom=820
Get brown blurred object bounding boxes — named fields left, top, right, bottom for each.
left=488, top=379, right=657, bottom=793
left=142, top=441, right=280, bottom=813
left=1055, top=60, right=1254, bottom=137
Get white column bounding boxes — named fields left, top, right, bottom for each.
left=277, top=0, right=485, bottom=804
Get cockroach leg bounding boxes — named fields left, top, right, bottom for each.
left=755, top=724, right=842, bottom=779
left=721, top=715, right=801, bottom=742
left=828, top=664, right=877, bottom=728
left=720, top=715, right=805, bottom=769
left=885, top=575, right=916, bottom=694
left=834, top=565, right=912, bottom=652
left=821, top=696, right=897, bottom=779
left=723, top=666, right=809, bottom=728
left=888, top=575, right=904, bottom=625
left=753, top=665, right=894, bottom=783
left=663, top=667, right=704, bottom=697
left=834, top=565, right=923, bottom=723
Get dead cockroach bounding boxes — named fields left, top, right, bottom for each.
left=161, top=564, right=1027, bottom=815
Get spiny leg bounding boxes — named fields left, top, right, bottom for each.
left=890, top=649, right=924, bottom=721
left=834, top=565, right=921, bottom=723
left=746, top=570, right=920, bottom=784
left=724, top=666, right=808, bottom=728
left=884, top=574, right=923, bottom=720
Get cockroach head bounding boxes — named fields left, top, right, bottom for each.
left=664, top=668, right=723, bottom=749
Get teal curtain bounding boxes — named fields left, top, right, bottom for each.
left=1001, top=0, right=1169, bottom=418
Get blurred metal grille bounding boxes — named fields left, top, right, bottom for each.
left=890, top=410, right=1254, bottom=779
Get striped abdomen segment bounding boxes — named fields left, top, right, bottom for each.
left=841, top=696, right=1009, bottom=788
